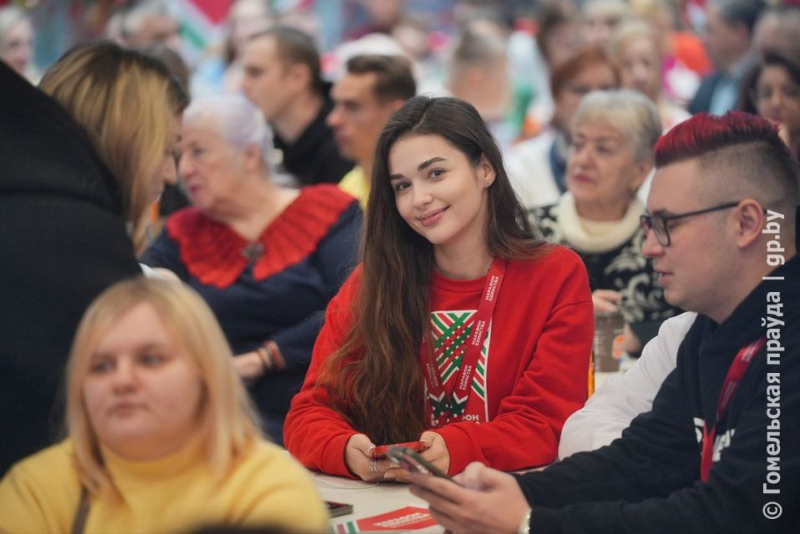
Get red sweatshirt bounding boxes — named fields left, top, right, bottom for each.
left=284, top=245, right=593, bottom=476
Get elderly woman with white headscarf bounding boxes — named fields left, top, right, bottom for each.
left=530, top=89, right=679, bottom=354
left=142, top=94, right=362, bottom=442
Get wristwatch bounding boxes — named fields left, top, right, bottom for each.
left=517, top=508, right=532, bottom=534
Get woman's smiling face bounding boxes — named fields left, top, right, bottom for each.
left=389, top=134, right=494, bottom=253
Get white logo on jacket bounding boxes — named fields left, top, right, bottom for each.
left=694, top=417, right=736, bottom=462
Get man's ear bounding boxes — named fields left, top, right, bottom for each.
left=735, top=199, right=766, bottom=249
left=289, top=63, right=311, bottom=91
left=389, top=98, right=406, bottom=114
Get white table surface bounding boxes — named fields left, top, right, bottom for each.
left=313, top=472, right=444, bottom=533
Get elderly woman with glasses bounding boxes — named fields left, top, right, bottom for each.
left=530, top=89, right=679, bottom=355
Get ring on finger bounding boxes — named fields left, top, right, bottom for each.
left=370, top=460, right=378, bottom=473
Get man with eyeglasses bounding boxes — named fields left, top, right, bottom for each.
left=408, top=111, right=800, bottom=534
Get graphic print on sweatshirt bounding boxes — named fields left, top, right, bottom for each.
left=428, top=309, right=491, bottom=426
left=693, top=417, right=736, bottom=463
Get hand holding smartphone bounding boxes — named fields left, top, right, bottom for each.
left=386, top=446, right=460, bottom=484
left=372, top=440, right=427, bottom=459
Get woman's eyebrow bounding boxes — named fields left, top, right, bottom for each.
left=417, top=156, right=446, bottom=171
left=390, top=157, right=448, bottom=181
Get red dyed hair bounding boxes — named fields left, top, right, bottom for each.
left=654, top=111, right=800, bottom=205
left=654, top=111, right=789, bottom=167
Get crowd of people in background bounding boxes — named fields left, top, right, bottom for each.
left=1, top=0, right=799, bottom=532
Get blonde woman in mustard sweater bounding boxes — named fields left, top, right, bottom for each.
left=0, top=278, right=328, bottom=534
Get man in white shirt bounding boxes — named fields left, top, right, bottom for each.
left=558, top=312, right=696, bottom=459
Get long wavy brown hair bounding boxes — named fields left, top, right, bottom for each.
left=322, top=96, right=547, bottom=444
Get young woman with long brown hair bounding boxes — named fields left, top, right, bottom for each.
left=284, top=96, right=594, bottom=481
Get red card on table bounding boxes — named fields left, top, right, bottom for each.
left=334, top=506, right=437, bottom=532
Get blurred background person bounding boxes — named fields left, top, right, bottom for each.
left=609, top=20, right=691, bottom=131
left=349, top=0, right=405, bottom=39
left=525, top=0, right=583, bottom=130
left=444, top=26, right=514, bottom=150
left=738, top=51, right=800, bottom=160
left=753, top=3, right=800, bottom=61
left=534, top=0, right=583, bottom=81
left=0, top=41, right=187, bottom=475
left=581, top=0, right=630, bottom=49
left=142, top=94, right=361, bottom=443
left=192, top=0, right=274, bottom=96
left=506, top=47, right=619, bottom=209
left=0, top=4, right=39, bottom=82
left=242, top=26, right=354, bottom=186
left=629, top=0, right=711, bottom=107
left=688, top=0, right=765, bottom=115
left=117, top=0, right=181, bottom=52
left=0, top=278, right=328, bottom=533
left=391, top=13, right=445, bottom=96
left=530, top=90, right=679, bottom=356
left=330, top=54, right=416, bottom=208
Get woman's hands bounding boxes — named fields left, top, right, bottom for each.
left=232, top=351, right=265, bottom=383
left=234, top=342, right=283, bottom=383
left=384, top=431, right=449, bottom=483
left=345, top=434, right=394, bottom=482
left=346, top=431, right=451, bottom=483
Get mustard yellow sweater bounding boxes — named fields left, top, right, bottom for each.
left=0, top=438, right=328, bottom=534
left=338, top=166, right=369, bottom=211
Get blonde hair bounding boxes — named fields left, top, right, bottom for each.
left=39, top=41, right=189, bottom=253
left=608, top=20, right=657, bottom=59
left=608, top=20, right=663, bottom=100
left=65, top=277, right=261, bottom=495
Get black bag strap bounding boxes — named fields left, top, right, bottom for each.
left=70, top=486, right=90, bottom=534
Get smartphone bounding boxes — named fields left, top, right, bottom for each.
left=386, top=446, right=458, bottom=483
left=326, top=501, right=353, bottom=518
left=372, top=440, right=427, bottom=459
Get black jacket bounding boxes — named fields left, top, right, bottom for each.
left=517, top=254, right=800, bottom=533
left=688, top=71, right=726, bottom=115
left=0, top=63, right=141, bottom=475
left=273, top=87, right=353, bottom=185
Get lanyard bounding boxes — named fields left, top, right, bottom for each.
left=700, top=337, right=766, bottom=482
left=421, top=258, right=508, bottom=426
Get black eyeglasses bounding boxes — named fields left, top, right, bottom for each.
left=639, top=201, right=741, bottom=247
